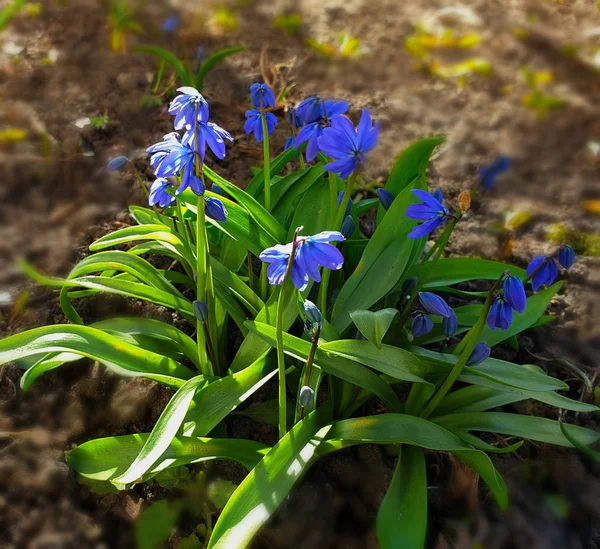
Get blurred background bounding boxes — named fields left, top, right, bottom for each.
left=0, top=0, right=599, bottom=547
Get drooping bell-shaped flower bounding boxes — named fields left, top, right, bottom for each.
left=411, top=313, right=433, bottom=337
left=503, top=274, right=526, bottom=313
left=558, top=245, right=575, bottom=270
left=467, top=342, right=491, bottom=366
left=487, top=296, right=513, bottom=331
left=149, top=178, right=176, bottom=208
left=418, top=292, right=453, bottom=318
left=250, top=83, right=276, bottom=109
left=526, top=255, right=559, bottom=291
left=377, top=188, right=394, bottom=211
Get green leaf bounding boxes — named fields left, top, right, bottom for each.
left=204, top=166, right=286, bottom=244
left=384, top=137, right=445, bottom=196
left=136, top=500, right=181, bottom=549
left=112, top=376, right=208, bottom=487
left=195, top=46, right=245, bottom=90
left=349, top=309, right=398, bottom=348
left=245, top=146, right=303, bottom=197
left=207, top=479, right=238, bottom=510
left=405, top=258, right=525, bottom=288
left=560, top=422, right=600, bottom=463
left=136, top=45, right=192, bottom=85
left=319, top=339, right=429, bottom=385
left=232, top=399, right=294, bottom=427
left=245, top=321, right=403, bottom=411
left=332, top=183, right=421, bottom=333
left=129, top=205, right=176, bottom=231
left=286, top=175, right=333, bottom=239
left=377, top=446, right=427, bottom=549
left=433, top=412, right=600, bottom=447
left=207, top=408, right=333, bottom=549
left=0, top=325, right=193, bottom=391
left=67, top=434, right=269, bottom=481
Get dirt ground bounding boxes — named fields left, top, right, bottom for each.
left=0, top=0, right=599, bottom=547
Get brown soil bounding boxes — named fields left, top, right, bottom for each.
left=1, top=0, right=599, bottom=548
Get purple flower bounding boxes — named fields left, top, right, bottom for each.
left=558, top=245, right=575, bottom=270
left=318, top=109, right=380, bottom=179
left=107, top=155, right=128, bottom=172
left=503, top=274, right=526, bottom=313
left=411, top=313, right=433, bottom=337
left=296, top=96, right=321, bottom=125
left=168, top=87, right=209, bottom=130
left=295, top=121, right=325, bottom=161
left=161, top=15, right=180, bottom=33
left=244, top=109, right=278, bottom=142
left=259, top=231, right=345, bottom=291
left=377, top=188, right=394, bottom=211
left=467, top=342, right=491, bottom=366
left=418, top=292, right=452, bottom=317
left=250, top=83, right=276, bottom=109
left=480, top=155, right=511, bottom=191
left=526, top=255, right=559, bottom=291
left=406, top=189, right=451, bottom=239
left=149, top=178, right=176, bottom=208
left=442, top=309, right=458, bottom=337
left=206, top=197, right=227, bottom=222
left=488, top=296, right=513, bottom=331
left=182, top=121, right=233, bottom=160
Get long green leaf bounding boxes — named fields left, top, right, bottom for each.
left=560, top=422, right=600, bottom=463
left=195, top=46, right=245, bottom=90
left=245, top=321, right=403, bottom=411
left=245, top=146, right=303, bottom=197
left=67, top=434, right=269, bottom=481
left=433, top=412, right=600, bottom=447
left=0, top=325, right=193, bottom=390
left=377, top=446, right=427, bottom=549
left=135, top=45, right=192, bottom=85
left=112, top=376, right=208, bottom=487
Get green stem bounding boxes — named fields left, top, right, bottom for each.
left=420, top=275, right=503, bottom=419
left=195, top=196, right=211, bottom=375
left=422, top=212, right=462, bottom=263
left=261, top=111, right=272, bottom=211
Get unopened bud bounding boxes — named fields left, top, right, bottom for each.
left=341, top=215, right=355, bottom=238
left=193, top=300, right=209, bottom=321
left=299, top=386, right=315, bottom=407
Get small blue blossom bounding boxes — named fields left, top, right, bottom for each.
left=488, top=296, right=513, bottom=331
left=299, top=385, right=315, bottom=406
left=467, top=342, right=491, bottom=366
left=288, top=108, right=302, bottom=128
left=193, top=300, right=209, bottom=321
left=411, top=313, right=433, bottom=337
left=479, top=155, right=511, bottom=191
left=212, top=184, right=225, bottom=196
left=442, top=309, right=458, bottom=337
left=168, top=87, right=209, bottom=130
left=260, top=231, right=345, bottom=291
left=503, top=274, right=526, bottom=313
left=526, top=255, right=559, bottom=291
left=341, top=215, right=355, bottom=238
left=296, top=96, right=321, bottom=125
left=107, top=156, right=128, bottom=171
left=558, top=245, right=575, bottom=270
left=418, top=292, right=452, bottom=318
left=161, top=15, right=180, bottom=33
left=405, top=189, right=451, bottom=239
left=205, top=197, right=228, bottom=222
left=295, top=121, right=325, bottom=161
left=303, top=299, right=323, bottom=325
left=318, top=109, right=380, bottom=179
left=244, top=109, right=278, bottom=142
left=149, top=178, right=176, bottom=208
left=433, top=189, right=444, bottom=204
left=377, top=188, right=394, bottom=211
left=182, top=120, right=233, bottom=160
left=250, top=83, right=276, bottom=109
left=284, top=136, right=295, bottom=151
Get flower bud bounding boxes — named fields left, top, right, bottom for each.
left=418, top=292, right=453, bottom=318
left=401, top=277, right=418, bottom=296
left=503, top=274, right=526, bottom=313
left=299, top=385, right=315, bottom=407
left=341, top=215, right=355, bottom=238
left=107, top=156, right=129, bottom=172
left=377, top=188, right=394, bottom=211
left=442, top=309, right=458, bottom=337
left=212, top=183, right=225, bottom=196
left=558, top=245, right=575, bottom=270
left=303, top=300, right=323, bottom=325
left=411, top=313, right=433, bottom=337
left=466, top=342, right=491, bottom=366
left=193, top=300, right=209, bottom=321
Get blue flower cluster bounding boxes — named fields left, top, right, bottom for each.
left=411, top=292, right=457, bottom=338
left=146, top=87, right=232, bottom=219
left=260, top=231, right=345, bottom=291
left=487, top=274, right=526, bottom=331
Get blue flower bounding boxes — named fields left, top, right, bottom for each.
left=250, top=83, right=276, bottom=109
left=442, top=309, right=458, bottom=337
left=107, top=155, right=128, bottom=171
left=341, top=215, right=355, bottom=238
left=467, top=342, right=491, bottom=366
left=147, top=133, right=204, bottom=195
left=377, top=188, right=394, bottom=211
left=411, top=313, right=433, bottom=337
left=205, top=197, right=227, bottom=222
left=168, top=87, right=209, bottom=130
left=161, top=15, right=180, bottom=33
left=418, top=292, right=452, bottom=317
left=284, top=136, right=295, bottom=151
left=526, top=255, right=559, bottom=291
left=487, top=296, right=513, bottom=331
left=193, top=300, right=209, bottom=321
left=244, top=109, right=278, bottom=142
left=296, top=96, right=321, bottom=125
left=479, top=155, right=511, bottom=191
left=432, top=188, right=444, bottom=204
left=405, top=189, right=451, bottom=239
left=288, top=108, right=302, bottom=128
left=149, top=178, right=176, bottom=208
left=318, top=109, right=380, bottom=179
left=182, top=120, right=233, bottom=160
left=558, top=245, right=575, bottom=270
left=303, top=299, right=323, bottom=325
left=295, top=121, right=326, bottom=161
left=503, top=274, right=526, bottom=313
left=260, top=231, right=345, bottom=291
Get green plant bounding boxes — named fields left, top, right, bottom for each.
left=90, top=114, right=110, bottom=130
left=3, top=85, right=598, bottom=549
left=107, top=0, right=144, bottom=54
